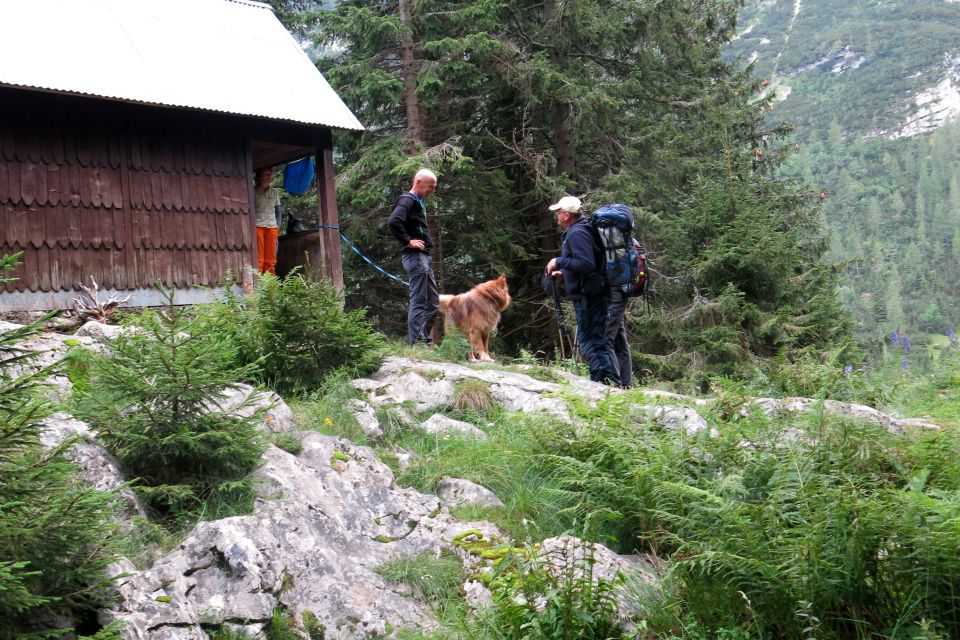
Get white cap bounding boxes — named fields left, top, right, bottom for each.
left=548, top=195, right=582, bottom=213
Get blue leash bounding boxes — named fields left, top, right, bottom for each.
left=315, top=225, right=409, bottom=286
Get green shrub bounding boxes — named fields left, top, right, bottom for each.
left=472, top=543, right=625, bottom=640
left=436, top=330, right=471, bottom=363
left=74, top=294, right=265, bottom=523
left=0, top=311, right=119, bottom=638
left=229, top=271, right=384, bottom=394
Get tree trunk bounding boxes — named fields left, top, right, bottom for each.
left=399, top=0, right=438, bottom=340
left=545, top=0, right=574, bottom=179
left=398, top=0, right=424, bottom=150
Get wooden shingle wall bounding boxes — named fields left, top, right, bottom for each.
left=0, top=91, right=254, bottom=301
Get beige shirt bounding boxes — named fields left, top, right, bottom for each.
left=253, top=185, right=280, bottom=228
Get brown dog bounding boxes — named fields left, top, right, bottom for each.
left=438, top=274, right=511, bottom=362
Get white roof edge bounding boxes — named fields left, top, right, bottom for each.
left=0, top=0, right=364, bottom=132
left=0, top=82, right=363, bottom=132
left=224, top=0, right=274, bottom=9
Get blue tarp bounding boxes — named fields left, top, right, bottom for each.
left=283, top=156, right=315, bottom=194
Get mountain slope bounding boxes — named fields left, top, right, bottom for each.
left=729, top=0, right=960, bottom=344
left=731, top=0, right=960, bottom=141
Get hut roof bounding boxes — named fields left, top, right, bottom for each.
left=0, top=0, right=363, bottom=132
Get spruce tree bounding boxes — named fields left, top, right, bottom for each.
left=308, top=0, right=852, bottom=376
left=0, top=257, right=118, bottom=638
left=74, top=293, right=266, bottom=523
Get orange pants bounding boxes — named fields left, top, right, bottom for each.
left=256, top=226, right=279, bottom=275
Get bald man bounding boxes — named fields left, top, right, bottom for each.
left=388, top=168, right=440, bottom=345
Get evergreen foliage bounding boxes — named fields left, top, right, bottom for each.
left=222, top=271, right=384, bottom=394
left=0, top=264, right=118, bottom=638
left=297, top=0, right=851, bottom=382
left=73, top=294, right=265, bottom=523
left=636, top=146, right=854, bottom=383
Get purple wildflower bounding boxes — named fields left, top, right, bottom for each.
left=844, top=365, right=854, bottom=375
left=902, top=335, right=912, bottom=354
left=948, top=327, right=955, bottom=339
left=901, top=356, right=909, bottom=370
left=891, top=330, right=900, bottom=346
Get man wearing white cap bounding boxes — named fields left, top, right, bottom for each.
left=545, top=196, right=619, bottom=386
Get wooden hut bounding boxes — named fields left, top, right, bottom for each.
left=0, top=0, right=363, bottom=311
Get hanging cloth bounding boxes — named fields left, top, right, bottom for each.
left=283, top=156, right=315, bottom=194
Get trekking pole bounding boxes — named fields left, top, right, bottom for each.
left=550, top=277, right=575, bottom=360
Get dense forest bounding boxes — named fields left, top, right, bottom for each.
left=274, top=0, right=852, bottom=387
left=792, top=120, right=960, bottom=343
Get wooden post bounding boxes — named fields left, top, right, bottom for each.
left=244, top=142, right=258, bottom=291
left=315, top=131, right=344, bottom=291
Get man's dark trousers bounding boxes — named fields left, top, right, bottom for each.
left=573, top=292, right=620, bottom=385
left=402, top=252, right=439, bottom=345
left=605, top=288, right=632, bottom=387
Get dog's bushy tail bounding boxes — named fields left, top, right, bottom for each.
left=438, top=294, right=454, bottom=314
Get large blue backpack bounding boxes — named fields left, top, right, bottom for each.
left=590, top=204, right=639, bottom=289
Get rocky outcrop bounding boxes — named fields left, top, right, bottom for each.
left=75, top=320, right=125, bottom=343
left=213, top=383, right=297, bottom=435
left=352, top=356, right=617, bottom=421
left=0, top=320, right=96, bottom=402
left=347, top=399, right=384, bottom=440
left=39, top=413, right=148, bottom=519
left=418, top=414, right=487, bottom=439
left=102, top=433, right=505, bottom=639
left=349, top=357, right=940, bottom=439
left=744, top=397, right=941, bottom=434
left=649, top=406, right=718, bottom=437
left=436, top=477, right=505, bottom=509
left=2, top=322, right=943, bottom=638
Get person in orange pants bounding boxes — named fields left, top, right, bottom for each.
left=253, top=167, right=281, bottom=274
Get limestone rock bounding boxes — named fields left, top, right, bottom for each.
left=746, top=397, right=940, bottom=435
left=39, top=413, right=147, bottom=519
left=651, top=406, right=718, bottom=437
left=0, top=321, right=97, bottom=401
left=538, top=536, right=663, bottom=626
left=419, top=414, right=487, bottom=439
left=463, top=579, right=494, bottom=609
left=436, top=477, right=505, bottom=509
left=75, top=320, right=124, bottom=343
left=390, top=446, right=422, bottom=471
left=742, top=397, right=780, bottom=417
left=897, top=417, right=941, bottom=430
left=359, top=366, right=455, bottom=412
left=347, top=399, right=383, bottom=439
left=104, top=433, right=506, bottom=639
left=211, top=383, right=296, bottom=435
left=356, top=356, right=621, bottom=422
